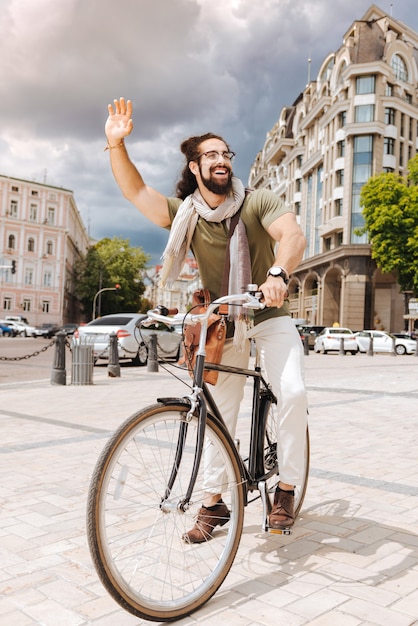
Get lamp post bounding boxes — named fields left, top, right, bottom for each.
left=92, top=286, right=120, bottom=320
left=96, top=247, right=124, bottom=318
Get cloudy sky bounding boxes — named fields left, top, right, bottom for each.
left=1, top=0, right=418, bottom=265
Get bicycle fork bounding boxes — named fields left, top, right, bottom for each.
left=159, top=387, right=206, bottom=514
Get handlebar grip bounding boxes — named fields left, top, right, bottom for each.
left=156, top=305, right=179, bottom=316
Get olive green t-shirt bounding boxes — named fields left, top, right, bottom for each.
left=166, top=188, right=291, bottom=326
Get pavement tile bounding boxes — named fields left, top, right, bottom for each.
left=1, top=353, right=418, bottom=624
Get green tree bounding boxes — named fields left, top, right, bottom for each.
left=360, top=155, right=418, bottom=295
left=75, top=236, right=150, bottom=318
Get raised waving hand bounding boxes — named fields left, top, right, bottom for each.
left=105, top=97, right=134, bottom=146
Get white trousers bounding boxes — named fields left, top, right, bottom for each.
left=203, top=316, right=308, bottom=492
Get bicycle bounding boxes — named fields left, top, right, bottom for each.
left=86, top=286, right=310, bottom=622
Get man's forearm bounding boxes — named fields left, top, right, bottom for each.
left=108, top=141, right=146, bottom=204
left=272, top=231, right=306, bottom=275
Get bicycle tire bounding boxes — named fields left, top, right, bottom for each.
left=262, top=398, right=310, bottom=516
left=87, top=402, right=245, bottom=622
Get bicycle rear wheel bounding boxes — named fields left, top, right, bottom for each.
left=87, top=402, right=245, bottom=622
left=263, top=398, right=309, bottom=516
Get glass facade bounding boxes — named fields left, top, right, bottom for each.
left=351, top=135, right=373, bottom=243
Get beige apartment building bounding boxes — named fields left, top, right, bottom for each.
left=0, top=175, right=90, bottom=327
left=249, top=4, right=418, bottom=332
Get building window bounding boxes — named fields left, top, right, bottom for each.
left=9, top=199, right=18, bottom=217
left=31, top=190, right=39, bottom=197
left=334, top=198, right=343, bottom=216
left=391, top=53, right=408, bottom=82
left=29, top=204, right=38, bottom=221
left=22, top=299, right=31, bottom=312
left=46, top=240, right=53, bottom=255
left=337, top=140, right=345, bottom=157
left=385, top=107, right=396, bottom=125
left=355, top=105, right=375, bottom=123
left=336, top=170, right=344, bottom=186
left=43, top=271, right=52, bottom=287
left=337, top=232, right=344, bottom=246
left=42, top=300, right=50, bottom=313
left=399, top=142, right=404, bottom=168
left=351, top=135, right=373, bottom=243
left=27, top=238, right=35, bottom=252
left=386, top=83, right=394, bottom=96
left=3, top=297, right=12, bottom=311
left=8, top=234, right=16, bottom=249
left=383, top=167, right=395, bottom=173
left=384, top=137, right=395, bottom=155
left=295, top=178, right=302, bottom=192
left=355, top=75, right=375, bottom=94
left=294, top=201, right=301, bottom=216
left=338, top=111, right=346, bottom=128
left=296, top=155, right=303, bottom=167
left=24, top=268, right=34, bottom=286
left=47, top=207, right=55, bottom=224
left=324, top=237, right=331, bottom=251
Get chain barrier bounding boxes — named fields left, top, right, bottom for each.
left=134, top=327, right=181, bottom=356
left=0, top=338, right=56, bottom=361
left=0, top=329, right=180, bottom=365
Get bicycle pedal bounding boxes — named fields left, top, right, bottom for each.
left=268, top=527, right=292, bottom=535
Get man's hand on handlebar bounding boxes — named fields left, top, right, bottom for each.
left=259, top=276, right=288, bottom=308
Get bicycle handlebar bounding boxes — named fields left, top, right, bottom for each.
left=142, top=288, right=265, bottom=328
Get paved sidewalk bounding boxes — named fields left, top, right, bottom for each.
left=0, top=353, right=418, bottom=625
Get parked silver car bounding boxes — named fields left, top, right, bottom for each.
left=74, top=313, right=182, bottom=365
left=354, top=330, right=417, bottom=355
left=313, top=327, right=359, bottom=354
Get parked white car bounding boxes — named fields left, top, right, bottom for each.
left=354, top=330, right=417, bottom=355
left=313, top=327, right=359, bottom=354
left=74, top=313, right=182, bottom=366
left=2, top=319, right=37, bottom=337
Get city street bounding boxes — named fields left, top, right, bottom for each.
left=0, top=337, right=59, bottom=384
left=0, top=350, right=417, bottom=625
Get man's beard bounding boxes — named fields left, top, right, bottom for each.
left=200, top=166, right=233, bottom=195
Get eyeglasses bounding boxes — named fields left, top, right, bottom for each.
left=198, top=150, right=235, bottom=162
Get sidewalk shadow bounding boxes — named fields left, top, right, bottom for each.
left=232, top=497, right=418, bottom=598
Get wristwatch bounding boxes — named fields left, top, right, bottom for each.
left=267, top=266, right=289, bottom=284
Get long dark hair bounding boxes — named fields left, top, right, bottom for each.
left=175, top=132, right=230, bottom=199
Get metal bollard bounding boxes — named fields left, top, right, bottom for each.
left=51, top=331, right=66, bottom=385
left=303, top=335, right=309, bottom=356
left=367, top=336, right=374, bottom=356
left=147, top=333, right=158, bottom=372
left=392, top=336, right=397, bottom=356
left=339, top=336, right=345, bottom=355
left=107, top=332, right=120, bottom=377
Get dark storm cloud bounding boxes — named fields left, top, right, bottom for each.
left=1, top=0, right=417, bottom=266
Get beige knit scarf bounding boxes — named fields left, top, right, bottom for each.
left=161, top=176, right=246, bottom=287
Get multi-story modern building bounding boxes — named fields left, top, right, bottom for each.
left=249, top=4, right=418, bottom=332
left=0, top=175, right=90, bottom=327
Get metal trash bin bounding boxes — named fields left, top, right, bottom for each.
left=71, top=342, right=94, bottom=385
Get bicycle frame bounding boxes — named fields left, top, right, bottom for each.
left=146, top=290, right=278, bottom=518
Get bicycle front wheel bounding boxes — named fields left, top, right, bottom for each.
left=87, top=402, right=245, bottom=622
